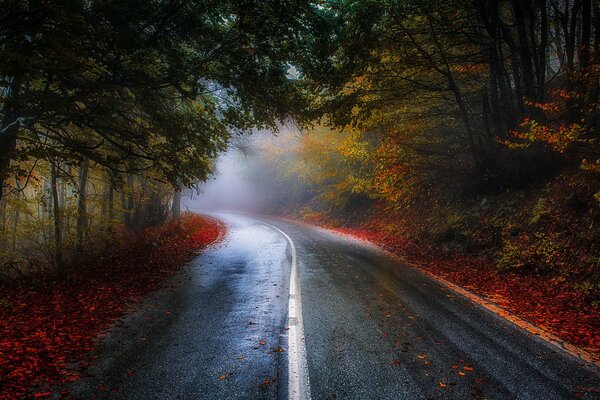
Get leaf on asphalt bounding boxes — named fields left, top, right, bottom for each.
left=418, top=354, right=427, bottom=359
left=463, top=366, right=474, bottom=372
left=439, top=382, right=447, bottom=388
left=259, top=339, right=266, bottom=346
left=270, top=346, right=285, bottom=353
left=218, top=372, right=233, bottom=380
left=259, top=377, right=276, bottom=387
left=392, top=359, right=401, bottom=365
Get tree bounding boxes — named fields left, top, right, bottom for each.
left=0, top=0, right=317, bottom=200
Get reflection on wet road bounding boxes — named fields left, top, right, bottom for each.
left=70, top=213, right=599, bottom=400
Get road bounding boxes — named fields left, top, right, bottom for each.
left=70, top=213, right=600, bottom=399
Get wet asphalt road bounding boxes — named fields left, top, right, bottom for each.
left=70, top=213, right=600, bottom=400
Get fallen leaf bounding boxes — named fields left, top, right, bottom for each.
left=218, top=372, right=233, bottom=380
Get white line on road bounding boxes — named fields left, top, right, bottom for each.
left=263, top=223, right=311, bottom=400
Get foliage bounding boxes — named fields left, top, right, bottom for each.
left=265, top=0, right=600, bottom=293
left=0, top=0, right=317, bottom=194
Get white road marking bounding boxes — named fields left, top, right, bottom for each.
left=264, top=223, right=311, bottom=400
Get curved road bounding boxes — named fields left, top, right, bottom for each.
left=70, top=213, right=600, bottom=399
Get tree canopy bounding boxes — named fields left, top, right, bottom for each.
left=0, top=0, right=317, bottom=196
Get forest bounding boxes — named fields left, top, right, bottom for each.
left=244, top=0, right=600, bottom=303
left=0, top=0, right=310, bottom=272
left=0, top=0, right=599, bottom=398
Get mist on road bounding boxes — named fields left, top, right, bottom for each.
left=183, top=127, right=304, bottom=215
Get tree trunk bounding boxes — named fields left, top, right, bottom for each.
left=75, top=159, right=89, bottom=257
left=511, top=0, right=536, bottom=99
left=107, top=178, right=115, bottom=222
left=0, top=79, right=22, bottom=203
left=172, top=187, right=182, bottom=222
left=11, top=181, right=21, bottom=252
left=565, top=0, right=581, bottom=72
left=537, top=0, right=548, bottom=102
left=481, top=0, right=514, bottom=135
left=50, top=161, right=63, bottom=270
left=124, top=173, right=135, bottom=228
left=0, top=194, right=7, bottom=254
left=578, top=0, right=592, bottom=70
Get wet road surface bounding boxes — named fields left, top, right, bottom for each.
left=70, top=213, right=600, bottom=399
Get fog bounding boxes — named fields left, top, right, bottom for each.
left=183, top=127, right=303, bottom=215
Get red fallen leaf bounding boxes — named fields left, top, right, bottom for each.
left=218, top=372, right=233, bottom=380
left=463, top=366, right=474, bottom=372
left=98, top=384, right=108, bottom=391
left=127, top=369, right=135, bottom=377
left=259, top=339, right=266, bottom=346
left=259, top=377, right=276, bottom=387
left=417, top=354, right=427, bottom=359
left=34, top=392, right=53, bottom=398
left=439, top=382, right=447, bottom=388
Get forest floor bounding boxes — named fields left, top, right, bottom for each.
left=290, top=217, right=600, bottom=365
left=0, top=214, right=225, bottom=400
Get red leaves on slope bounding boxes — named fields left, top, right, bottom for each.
left=0, top=214, right=224, bottom=400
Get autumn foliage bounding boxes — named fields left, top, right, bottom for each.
left=0, top=214, right=224, bottom=400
